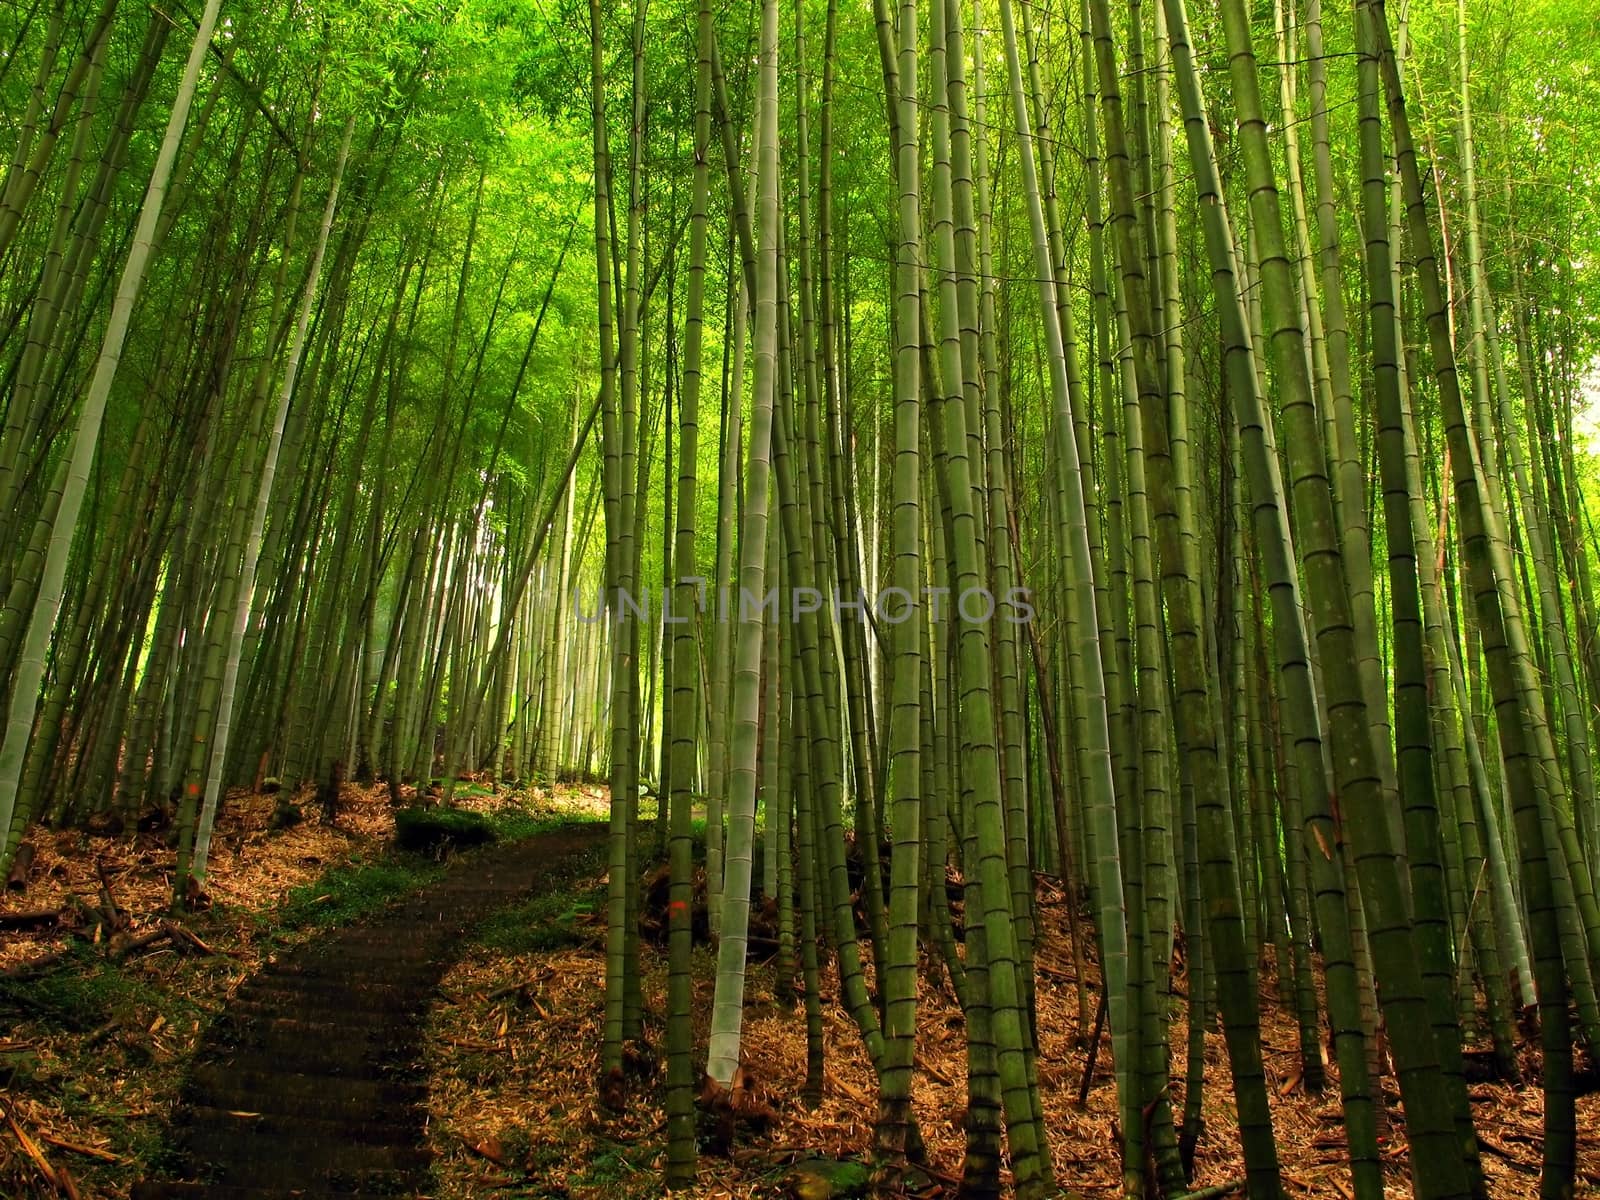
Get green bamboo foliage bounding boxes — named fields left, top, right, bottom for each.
left=994, top=0, right=1128, bottom=1181
left=1402, top=364, right=1523, bottom=1080
left=0, top=0, right=117, bottom=270
left=1456, top=0, right=1600, bottom=1039
left=706, top=224, right=746, bottom=938
left=1208, top=0, right=1474, bottom=1192
left=0, top=6, right=115, bottom=542
left=1352, top=17, right=1485, bottom=1189
left=588, top=0, right=630, bottom=1085
left=608, top=0, right=651, bottom=1063
left=3, top=5, right=1600, bottom=1199
left=1112, top=267, right=1178, bottom=1194
left=1076, top=0, right=1130, bottom=1039
left=182, top=116, right=357, bottom=897
left=815, top=0, right=881, bottom=967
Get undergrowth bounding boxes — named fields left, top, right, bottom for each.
left=0, top=940, right=224, bottom=1197
left=476, top=867, right=606, bottom=954
left=274, top=854, right=450, bottom=929
left=0, top=942, right=193, bottom=1032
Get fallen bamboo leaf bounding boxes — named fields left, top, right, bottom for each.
left=459, top=1133, right=510, bottom=1166
left=2, top=1102, right=64, bottom=1192
left=38, top=1132, right=122, bottom=1163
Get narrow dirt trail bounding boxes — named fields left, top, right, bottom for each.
left=132, top=823, right=605, bottom=1199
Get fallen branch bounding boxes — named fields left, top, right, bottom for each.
left=1076, top=984, right=1109, bottom=1108
left=2, top=913, right=219, bottom=977
left=161, top=920, right=217, bottom=955
left=1035, top=962, right=1076, bottom=984
left=7, top=843, right=35, bottom=891
left=483, top=973, right=552, bottom=1003
left=1476, top=1134, right=1537, bottom=1175
left=0, top=907, right=65, bottom=930
left=1173, top=1181, right=1246, bottom=1200
left=485, top=979, right=535, bottom=1002
left=0, top=946, right=77, bottom=979
left=457, top=1132, right=511, bottom=1166
left=109, top=927, right=173, bottom=962
left=2, top=1102, right=83, bottom=1197
left=1, top=1103, right=54, bottom=1178
left=83, top=1021, right=122, bottom=1049
left=95, top=859, right=125, bottom=926
left=39, top=1131, right=122, bottom=1163
left=913, top=1161, right=962, bottom=1186
left=825, top=1073, right=873, bottom=1109
left=105, top=920, right=216, bottom=963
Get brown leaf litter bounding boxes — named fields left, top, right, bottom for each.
left=426, top=876, right=1600, bottom=1199
left=0, top=782, right=600, bottom=1198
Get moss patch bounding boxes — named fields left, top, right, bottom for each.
left=274, top=855, right=449, bottom=930
left=393, top=805, right=498, bottom=854
left=475, top=871, right=605, bottom=955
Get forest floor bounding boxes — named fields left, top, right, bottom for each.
left=0, top=780, right=608, bottom=1198
left=426, top=870, right=1600, bottom=1200
left=3, top=790, right=1598, bottom=1199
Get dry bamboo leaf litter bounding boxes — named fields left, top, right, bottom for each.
left=426, top=882, right=1600, bottom=1199
left=0, top=783, right=600, bottom=1198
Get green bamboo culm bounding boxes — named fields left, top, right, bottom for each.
left=1088, top=0, right=1283, bottom=1191
left=662, top=0, right=714, bottom=1176
left=1351, top=0, right=1484, bottom=1188
left=0, top=0, right=227, bottom=873
left=873, top=0, right=923, bottom=1167
left=1366, top=0, right=1576, bottom=1192
left=705, top=0, right=780, bottom=1091
left=1209, top=0, right=1472, bottom=1192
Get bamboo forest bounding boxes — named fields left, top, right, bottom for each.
left=3, top=0, right=1600, bottom=1196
